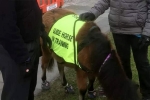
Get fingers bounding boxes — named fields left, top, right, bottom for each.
left=79, top=13, right=88, bottom=21
left=79, top=12, right=95, bottom=21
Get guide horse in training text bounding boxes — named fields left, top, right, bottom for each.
left=40, top=8, right=139, bottom=100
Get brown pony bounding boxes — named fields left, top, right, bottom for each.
left=40, top=8, right=139, bottom=100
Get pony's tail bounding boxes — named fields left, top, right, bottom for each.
left=40, top=24, right=54, bottom=71
left=40, top=24, right=52, bottom=49
left=47, top=57, right=54, bottom=71
left=97, top=50, right=139, bottom=100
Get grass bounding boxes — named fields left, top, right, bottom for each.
left=35, top=33, right=150, bottom=100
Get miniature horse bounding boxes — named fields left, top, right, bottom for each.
left=40, top=8, right=139, bottom=100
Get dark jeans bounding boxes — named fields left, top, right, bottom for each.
left=0, top=38, right=40, bottom=100
left=112, top=33, right=150, bottom=98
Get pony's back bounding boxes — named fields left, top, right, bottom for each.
left=42, top=8, right=75, bottom=33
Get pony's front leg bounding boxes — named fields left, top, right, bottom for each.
left=87, top=73, right=96, bottom=98
left=57, top=63, right=74, bottom=94
left=41, top=63, right=46, bottom=82
left=76, top=68, right=88, bottom=100
left=57, top=63, right=67, bottom=86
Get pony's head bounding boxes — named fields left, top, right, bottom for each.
left=77, top=22, right=112, bottom=74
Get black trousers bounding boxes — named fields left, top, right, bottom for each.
left=112, top=33, right=150, bottom=98
left=27, top=39, right=40, bottom=100
left=0, top=38, right=40, bottom=100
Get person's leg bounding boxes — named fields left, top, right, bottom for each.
left=131, top=35, right=150, bottom=99
left=27, top=38, right=40, bottom=100
left=112, top=33, right=132, bottom=79
left=0, top=44, right=30, bottom=100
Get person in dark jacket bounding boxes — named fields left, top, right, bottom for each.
left=79, top=0, right=150, bottom=100
left=0, top=0, right=42, bottom=100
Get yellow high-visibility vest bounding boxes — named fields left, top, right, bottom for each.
left=49, top=14, right=85, bottom=66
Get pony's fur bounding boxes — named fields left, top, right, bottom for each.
left=40, top=8, right=139, bottom=100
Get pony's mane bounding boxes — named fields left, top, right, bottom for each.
left=89, top=32, right=112, bottom=72
left=98, top=50, right=139, bottom=100
left=88, top=32, right=139, bottom=99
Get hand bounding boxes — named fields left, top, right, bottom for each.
left=138, top=35, right=150, bottom=49
left=20, top=57, right=33, bottom=78
left=79, top=12, right=95, bottom=21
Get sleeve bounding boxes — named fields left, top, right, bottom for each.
left=0, top=0, right=29, bottom=64
left=142, top=0, right=150, bottom=36
left=89, top=0, right=110, bottom=18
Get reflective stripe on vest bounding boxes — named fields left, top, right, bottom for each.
left=49, top=14, right=85, bottom=66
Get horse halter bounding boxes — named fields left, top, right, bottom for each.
left=78, top=52, right=112, bottom=73
left=98, top=53, right=111, bottom=73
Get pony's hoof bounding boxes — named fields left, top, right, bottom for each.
left=41, top=80, right=50, bottom=90
left=88, top=90, right=97, bottom=98
left=64, top=85, right=74, bottom=94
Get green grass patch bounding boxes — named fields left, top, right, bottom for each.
left=35, top=33, right=150, bottom=100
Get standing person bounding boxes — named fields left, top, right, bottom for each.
left=79, top=0, right=150, bottom=100
left=0, top=0, right=42, bottom=100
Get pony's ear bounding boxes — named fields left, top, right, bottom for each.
left=89, top=26, right=100, bottom=34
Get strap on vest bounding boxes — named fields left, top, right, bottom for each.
left=73, top=19, right=79, bottom=65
